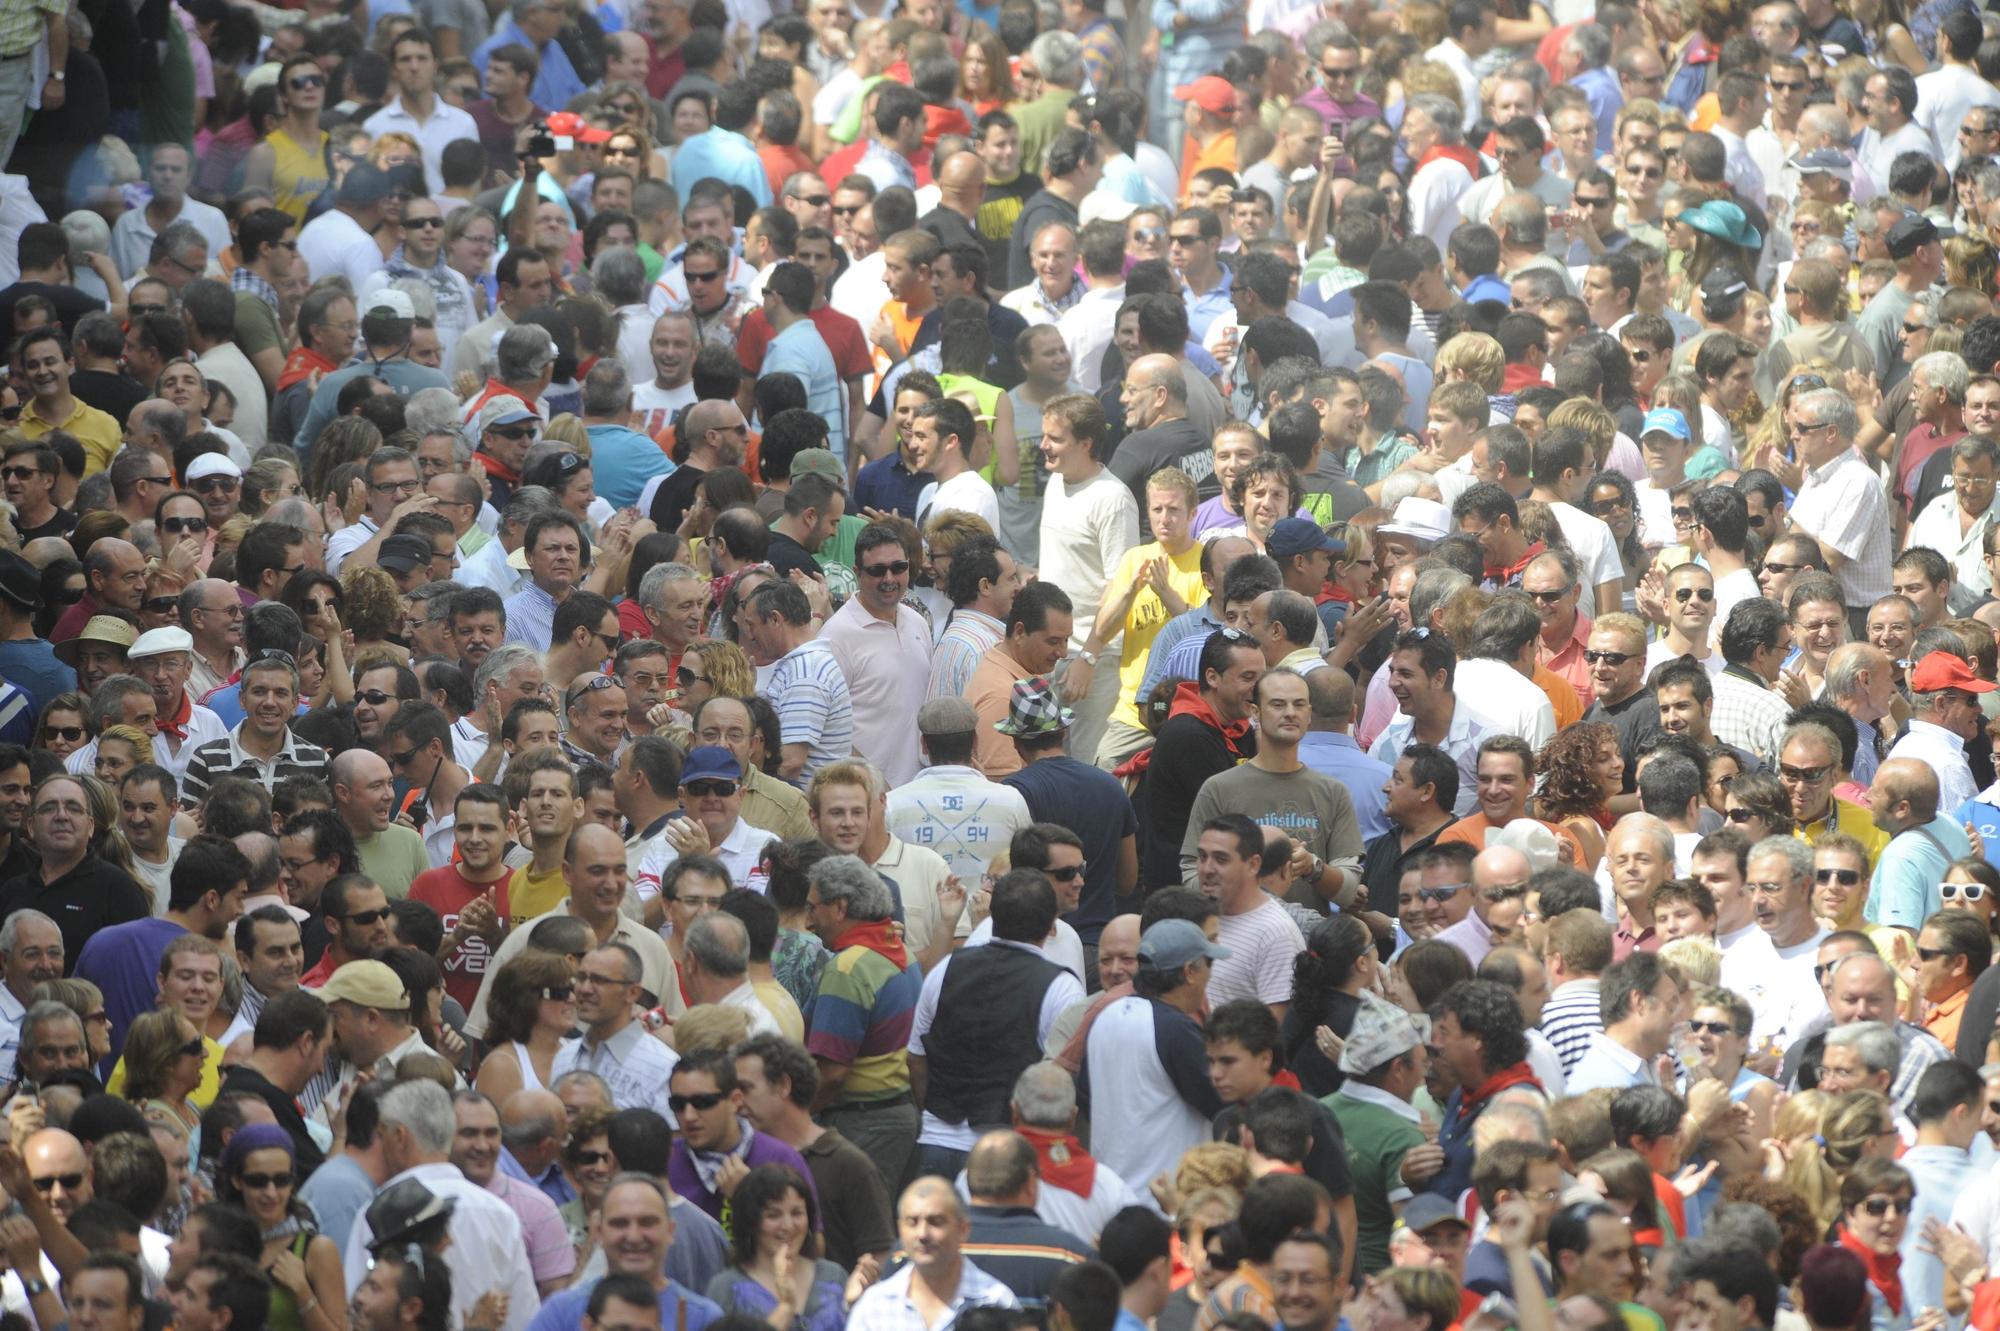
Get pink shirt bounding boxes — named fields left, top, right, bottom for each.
left=820, top=597, right=934, bottom=786
left=481, top=1171, right=576, bottom=1288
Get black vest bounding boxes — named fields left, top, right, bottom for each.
left=924, top=941, right=1068, bottom=1128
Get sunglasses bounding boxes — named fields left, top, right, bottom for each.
left=31, top=1173, right=83, bottom=1192
left=1761, top=560, right=1810, bottom=575
left=490, top=425, right=536, bottom=441
left=1583, top=650, right=1638, bottom=665
left=668, top=1091, right=728, bottom=1114
left=1047, top=863, right=1087, bottom=881
left=676, top=666, right=708, bottom=686
left=1526, top=585, right=1571, bottom=604
left=406, top=217, right=444, bottom=229
left=1417, top=883, right=1468, bottom=903
left=1769, top=79, right=1808, bottom=91
left=356, top=689, right=402, bottom=706
left=42, top=725, right=83, bottom=742
left=685, top=780, right=737, bottom=798
left=685, top=269, right=724, bottom=282
left=1943, top=881, right=1990, bottom=902
left=1132, top=226, right=1164, bottom=242
left=0, top=466, right=46, bottom=482
left=1591, top=499, right=1632, bottom=516
left=180, top=1035, right=206, bottom=1057
left=288, top=73, right=325, bottom=89
left=1859, top=1197, right=1913, bottom=1217
left=1779, top=764, right=1832, bottom=784
left=1674, top=586, right=1714, bottom=602
left=161, top=516, right=207, bottom=534
left=1686, top=1019, right=1737, bottom=1036
left=1917, top=946, right=1958, bottom=962
left=862, top=560, right=911, bottom=577
left=1815, top=867, right=1861, bottom=886
left=792, top=192, right=831, bottom=206
left=141, top=595, right=179, bottom=614
left=1724, top=808, right=1761, bottom=823
left=342, top=907, right=391, bottom=925
left=238, top=1171, right=295, bottom=1191
left=192, top=475, right=239, bottom=493
left=572, top=1148, right=611, bottom=1166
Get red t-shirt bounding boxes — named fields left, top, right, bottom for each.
left=409, top=864, right=513, bottom=1012
left=738, top=305, right=873, bottom=384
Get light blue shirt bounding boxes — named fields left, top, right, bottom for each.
left=1181, top=265, right=1234, bottom=342
left=471, top=20, right=584, bottom=112
left=763, top=318, right=847, bottom=460
left=298, top=1155, right=378, bottom=1261
left=669, top=127, right=774, bottom=209
left=503, top=581, right=562, bottom=651
left=1140, top=606, right=1222, bottom=701
left=294, top=359, right=451, bottom=455
left=1866, top=812, right=1972, bottom=929
left=585, top=422, right=675, bottom=509
left=1900, top=1143, right=1977, bottom=1315
left=1298, top=731, right=1392, bottom=842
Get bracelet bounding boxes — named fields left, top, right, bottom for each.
left=300, top=1297, right=320, bottom=1315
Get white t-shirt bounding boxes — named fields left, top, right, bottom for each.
left=917, top=469, right=1000, bottom=531
left=1549, top=500, right=1623, bottom=617
left=631, top=380, right=697, bottom=438
left=1209, top=899, right=1305, bottom=1009
left=1038, top=467, right=1140, bottom=652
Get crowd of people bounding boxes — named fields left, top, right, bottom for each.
left=8, top=1, right=2000, bottom=1331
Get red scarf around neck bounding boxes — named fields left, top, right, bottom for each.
left=475, top=451, right=522, bottom=486
left=1418, top=143, right=1483, bottom=178
left=1018, top=1126, right=1097, bottom=1197
left=1455, top=1061, right=1542, bottom=1119
left=277, top=346, right=339, bottom=393
left=1485, top=540, right=1547, bottom=586
left=830, top=918, right=909, bottom=970
left=1840, top=1229, right=1903, bottom=1314
left=158, top=691, right=192, bottom=742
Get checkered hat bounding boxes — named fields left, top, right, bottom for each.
left=994, top=676, right=1075, bottom=736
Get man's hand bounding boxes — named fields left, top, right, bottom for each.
left=40, top=76, right=63, bottom=110
left=458, top=889, right=503, bottom=944
left=844, top=1254, right=882, bottom=1308
left=0, top=1144, right=33, bottom=1204
left=7, top=1093, right=42, bottom=1152
left=1399, top=1142, right=1446, bottom=1184
left=715, top=1154, right=751, bottom=1198
left=0, top=1215, right=40, bottom=1274
left=1058, top=657, right=1093, bottom=704
left=666, top=816, right=712, bottom=857
left=1488, top=1198, right=1535, bottom=1252
left=936, top=875, right=968, bottom=928
left=467, top=1293, right=510, bottom=1331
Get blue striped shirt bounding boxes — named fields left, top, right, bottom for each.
left=768, top=637, right=855, bottom=788
left=502, top=582, right=560, bottom=651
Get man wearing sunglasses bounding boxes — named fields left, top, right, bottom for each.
left=668, top=1043, right=819, bottom=1219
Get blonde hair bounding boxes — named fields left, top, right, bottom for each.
left=1437, top=333, right=1505, bottom=393
left=1615, top=99, right=1663, bottom=138
left=923, top=510, right=995, bottom=555
left=1147, top=467, right=1199, bottom=507
left=1785, top=1089, right=1892, bottom=1232
left=1175, top=1143, right=1253, bottom=1198
left=1593, top=612, right=1648, bottom=652
left=673, top=1003, right=751, bottom=1055
left=1516, top=500, right=1570, bottom=555
left=1658, top=935, right=1721, bottom=988
left=1546, top=399, right=1616, bottom=458
left=684, top=639, right=755, bottom=700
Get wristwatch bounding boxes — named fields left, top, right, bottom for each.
left=1074, top=649, right=1098, bottom=666
left=46, top=71, right=60, bottom=80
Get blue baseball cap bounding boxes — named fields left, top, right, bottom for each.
left=1267, top=517, right=1346, bottom=560
left=1641, top=407, right=1690, bottom=441
left=680, top=745, right=743, bottom=785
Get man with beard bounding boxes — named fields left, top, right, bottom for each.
left=180, top=656, right=330, bottom=808
left=299, top=874, right=394, bottom=988
left=449, top=1092, right=575, bottom=1296
left=0, top=775, right=149, bottom=964
left=0, top=910, right=64, bottom=1083
left=320, top=957, right=438, bottom=1102
left=410, top=786, right=512, bottom=1014
left=125, top=628, right=230, bottom=784
left=504, top=513, right=587, bottom=653
left=280, top=809, right=359, bottom=972
left=220, top=904, right=306, bottom=1046
left=646, top=397, right=746, bottom=534
left=217, top=988, right=331, bottom=1173
left=331, top=751, right=428, bottom=899
left=381, top=705, right=472, bottom=870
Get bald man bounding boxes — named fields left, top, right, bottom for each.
left=331, top=750, right=429, bottom=898
left=921, top=151, right=989, bottom=255
left=1869, top=757, right=1971, bottom=931
left=1041, top=912, right=1140, bottom=1063
left=647, top=397, right=750, bottom=532
left=848, top=1177, right=1017, bottom=1321
left=1300, top=666, right=1392, bottom=842
left=1430, top=845, right=1532, bottom=965
left=1109, top=353, right=1206, bottom=509
left=498, top=1088, right=573, bottom=1204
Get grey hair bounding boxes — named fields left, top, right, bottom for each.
left=0, top=909, right=59, bottom=956
left=1914, top=351, right=1969, bottom=403
left=1824, top=1020, right=1900, bottom=1075
left=1471, top=1095, right=1550, bottom=1150
left=1406, top=94, right=1465, bottom=145
left=156, top=221, right=208, bottom=266
left=582, top=360, right=633, bottom=417
left=380, top=1078, right=456, bottom=1155
left=1705, top=1202, right=1783, bottom=1260
left=60, top=210, right=110, bottom=257
left=1564, top=22, right=1612, bottom=67
left=21, top=1000, right=81, bottom=1048
left=404, top=388, right=464, bottom=438
left=809, top=853, right=894, bottom=923
left=551, top=1068, right=612, bottom=1102
left=89, top=675, right=155, bottom=730
left=265, top=498, right=319, bottom=531
left=639, top=561, right=701, bottom=609
left=1410, top=568, right=1473, bottom=630
left=1493, top=195, right=1549, bottom=249
left=472, top=643, right=544, bottom=699
left=1028, top=30, right=1083, bottom=87
left=497, top=324, right=556, bottom=382
left=503, top=485, right=558, bottom=531
left=684, top=911, right=749, bottom=978
left=1795, top=388, right=1858, bottom=439
left=592, top=247, right=648, bottom=308
left=1746, top=834, right=1813, bottom=885
left=413, top=582, right=458, bottom=623
left=1608, top=812, right=1675, bottom=862
left=1010, top=1061, right=1077, bottom=1129
left=1823, top=644, right=1880, bottom=702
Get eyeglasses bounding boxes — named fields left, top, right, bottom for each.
left=31, top=1173, right=83, bottom=1192
left=861, top=560, right=911, bottom=577
left=42, top=726, right=83, bottom=742
left=1814, top=867, right=1861, bottom=886
left=541, top=984, right=575, bottom=1001
left=1943, top=881, right=1990, bottom=902
left=161, top=516, right=207, bottom=534
left=1583, top=650, right=1638, bottom=665
left=372, top=478, right=421, bottom=495
left=341, top=907, right=391, bottom=925
left=1860, top=1197, right=1913, bottom=1217
left=1686, top=1019, right=1737, bottom=1036
left=668, top=1090, right=728, bottom=1113
left=1779, top=763, right=1832, bottom=784
left=238, top=1171, right=295, bottom=1191
left=1417, top=883, right=1468, bottom=903
left=1673, top=586, right=1714, bottom=603
left=197, top=601, right=243, bottom=617
left=685, top=779, right=738, bottom=798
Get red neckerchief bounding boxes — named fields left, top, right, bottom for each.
left=1316, top=583, right=1351, bottom=607
left=158, top=691, right=192, bottom=742
left=1485, top=540, right=1547, bottom=586
left=575, top=355, right=599, bottom=380
left=1418, top=143, right=1483, bottom=177
left=1115, top=682, right=1253, bottom=781
left=474, top=452, right=521, bottom=486
left=1018, top=1126, right=1097, bottom=1196
left=1502, top=363, right=1545, bottom=393
left=830, top=918, right=909, bottom=969
left=1842, top=1229, right=1903, bottom=1314
left=1454, top=1061, right=1541, bottom=1119
left=277, top=346, right=338, bottom=393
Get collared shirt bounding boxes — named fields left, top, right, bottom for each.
left=232, top=263, right=279, bottom=312
left=855, top=139, right=918, bottom=193
left=1566, top=1031, right=1657, bottom=1093
left=1711, top=664, right=1792, bottom=765
left=767, top=636, right=854, bottom=789
left=341, top=1162, right=542, bottom=1331
left=1888, top=720, right=1978, bottom=814
left=635, top=814, right=774, bottom=899
left=1297, top=732, right=1392, bottom=842
left=929, top=609, right=1005, bottom=700
left=362, top=95, right=482, bottom=194
left=499, top=1147, right=577, bottom=1209
left=822, top=598, right=934, bottom=787
left=109, top=193, right=232, bottom=279
left=551, top=1019, right=679, bottom=1117
left=324, top=516, right=380, bottom=576
left=846, top=1258, right=1018, bottom=1331
left=1181, top=266, right=1234, bottom=342
left=19, top=395, right=121, bottom=476
left=999, top=278, right=1086, bottom=328
left=1791, top=447, right=1895, bottom=604
left=1055, top=284, right=1126, bottom=393
left=180, top=723, right=330, bottom=807
left=1910, top=488, right=2000, bottom=607
left=1368, top=703, right=1494, bottom=818
left=503, top=581, right=563, bottom=651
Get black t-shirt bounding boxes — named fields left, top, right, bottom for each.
left=218, top=1063, right=328, bottom=1176
left=975, top=170, right=1043, bottom=285
left=17, top=508, right=77, bottom=544
left=1108, top=419, right=1210, bottom=519
left=649, top=464, right=707, bottom=533
left=0, top=282, right=105, bottom=338
left=765, top=530, right=823, bottom=579
left=70, top=368, right=146, bottom=427
left=1214, top=1091, right=1355, bottom=1198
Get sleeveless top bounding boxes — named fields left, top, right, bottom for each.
left=268, top=128, right=331, bottom=225
left=266, top=1231, right=314, bottom=1331
left=514, top=1042, right=546, bottom=1093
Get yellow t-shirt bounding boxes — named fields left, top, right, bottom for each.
left=508, top=862, right=570, bottom=922
left=267, top=127, right=331, bottom=226
left=106, top=1035, right=225, bottom=1109
left=1796, top=798, right=1891, bottom=868
left=21, top=397, right=121, bottom=476
left=1110, top=540, right=1209, bottom=729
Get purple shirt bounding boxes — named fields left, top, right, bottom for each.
left=667, top=1126, right=818, bottom=1222
left=1294, top=87, right=1384, bottom=139
left=74, top=916, right=187, bottom=1071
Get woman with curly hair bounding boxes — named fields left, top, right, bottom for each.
left=676, top=638, right=756, bottom=714
left=1586, top=470, right=1649, bottom=587
left=1281, top=915, right=1377, bottom=1096
left=1534, top=721, right=1622, bottom=869
left=34, top=692, right=88, bottom=761
left=339, top=565, right=403, bottom=659
left=560, top=1105, right=619, bottom=1257
left=474, top=951, right=580, bottom=1103
left=120, top=1007, right=207, bottom=1133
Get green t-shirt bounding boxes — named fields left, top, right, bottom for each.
left=1324, top=1090, right=1426, bottom=1275
left=355, top=825, right=430, bottom=900
left=235, top=291, right=282, bottom=359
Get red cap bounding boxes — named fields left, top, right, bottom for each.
left=1174, top=75, right=1237, bottom=116
left=545, top=111, right=613, bottom=145
left=1909, top=650, right=1996, bottom=693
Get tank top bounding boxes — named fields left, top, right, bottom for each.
left=266, top=1231, right=314, bottom=1331
left=514, top=1042, right=546, bottom=1092
left=268, top=128, right=331, bottom=225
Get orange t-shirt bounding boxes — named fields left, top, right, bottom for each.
left=1437, top=812, right=1590, bottom=866
left=1180, top=131, right=1238, bottom=203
